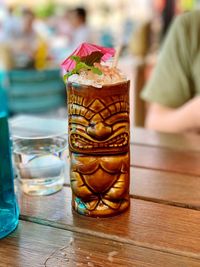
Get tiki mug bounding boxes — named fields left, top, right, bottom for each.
left=67, top=81, right=130, bottom=217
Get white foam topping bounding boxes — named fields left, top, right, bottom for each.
left=68, top=65, right=127, bottom=88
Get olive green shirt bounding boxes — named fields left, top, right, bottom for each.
left=141, top=11, right=200, bottom=108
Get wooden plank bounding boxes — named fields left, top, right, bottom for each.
left=2, top=221, right=200, bottom=267
left=65, top=143, right=200, bottom=186
left=65, top=166, right=200, bottom=210
left=131, top=128, right=200, bottom=152
left=64, top=129, right=200, bottom=183
left=131, top=145, right=200, bottom=176
left=17, top=187, right=200, bottom=258
left=131, top=167, right=200, bottom=209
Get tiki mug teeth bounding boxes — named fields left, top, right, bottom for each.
left=67, top=81, right=130, bottom=217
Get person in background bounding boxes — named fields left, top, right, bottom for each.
left=6, top=8, right=39, bottom=69
left=161, top=0, right=175, bottom=40
left=3, top=6, right=20, bottom=39
left=56, top=9, right=73, bottom=41
left=68, top=7, right=91, bottom=50
left=12, top=9, right=38, bottom=68
left=47, top=9, right=73, bottom=63
left=141, top=11, right=200, bottom=134
left=0, top=6, right=20, bottom=69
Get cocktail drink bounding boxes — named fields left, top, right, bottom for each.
left=62, top=43, right=130, bottom=217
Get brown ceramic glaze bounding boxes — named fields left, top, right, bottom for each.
left=67, top=80, right=130, bottom=217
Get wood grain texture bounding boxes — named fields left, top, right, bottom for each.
left=131, top=128, right=200, bottom=152
left=65, top=144, right=200, bottom=184
left=131, top=145, right=200, bottom=176
left=17, top=187, right=200, bottom=258
left=1, top=221, right=200, bottom=267
left=130, top=167, right=200, bottom=209
left=65, top=130, right=200, bottom=182
left=66, top=166, right=200, bottom=209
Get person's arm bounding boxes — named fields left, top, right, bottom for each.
left=140, top=13, right=199, bottom=134
left=145, top=96, right=200, bottom=133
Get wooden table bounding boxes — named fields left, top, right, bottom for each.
left=1, top=128, right=200, bottom=267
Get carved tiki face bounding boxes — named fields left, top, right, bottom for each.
left=68, top=81, right=130, bottom=154
left=67, top=81, right=130, bottom=217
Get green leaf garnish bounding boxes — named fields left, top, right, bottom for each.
left=70, top=55, right=81, bottom=63
left=76, top=62, right=89, bottom=71
left=91, top=67, right=102, bottom=75
left=65, top=54, right=102, bottom=81
left=63, top=73, right=68, bottom=83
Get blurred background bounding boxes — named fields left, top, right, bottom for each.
left=0, top=0, right=200, bottom=125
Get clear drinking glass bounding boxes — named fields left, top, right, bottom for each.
left=11, top=116, right=68, bottom=196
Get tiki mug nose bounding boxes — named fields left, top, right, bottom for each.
left=87, top=122, right=112, bottom=140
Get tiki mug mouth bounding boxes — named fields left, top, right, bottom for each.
left=69, top=128, right=129, bottom=154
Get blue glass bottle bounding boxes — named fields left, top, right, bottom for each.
left=0, top=88, right=19, bottom=239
